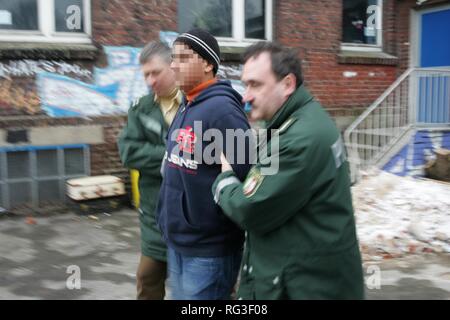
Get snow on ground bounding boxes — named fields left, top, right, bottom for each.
left=352, top=170, right=450, bottom=261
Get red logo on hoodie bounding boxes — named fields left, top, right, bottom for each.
left=176, top=126, right=197, bottom=154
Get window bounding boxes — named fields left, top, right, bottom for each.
left=245, top=0, right=266, bottom=39
left=0, top=0, right=91, bottom=43
left=342, top=0, right=382, bottom=51
left=0, top=0, right=38, bottom=31
left=178, top=0, right=272, bottom=45
left=0, top=145, right=90, bottom=209
left=179, top=0, right=233, bottom=38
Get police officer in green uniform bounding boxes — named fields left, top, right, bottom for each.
left=118, top=41, right=182, bottom=299
left=213, top=42, right=364, bottom=299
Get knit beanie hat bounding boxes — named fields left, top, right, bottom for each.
left=175, top=28, right=221, bottom=75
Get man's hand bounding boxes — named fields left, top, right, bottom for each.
left=220, top=152, right=233, bottom=173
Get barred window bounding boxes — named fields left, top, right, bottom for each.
left=0, top=145, right=89, bottom=209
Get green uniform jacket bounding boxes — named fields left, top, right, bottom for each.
left=118, top=93, right=168, bottom=262
left=212, top=85, right=364, bottom=299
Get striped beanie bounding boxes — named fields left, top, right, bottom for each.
left=175, top=28, right=221, bottom=75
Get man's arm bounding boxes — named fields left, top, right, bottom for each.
left=213, top=110, right=252, bottom=181
left=212, top=136, right=317, bottom=235
left=117, top=104, right=166, bottom=174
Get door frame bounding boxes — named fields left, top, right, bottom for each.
left=410, top=3, right=450, bottom=68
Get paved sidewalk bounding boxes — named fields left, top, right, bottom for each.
left=0, top=209, right=140, bottom=299
left=0, top=209, right=449, bottom=299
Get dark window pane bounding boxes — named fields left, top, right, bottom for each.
left=64, top=148, right=85, bottom=175
left=178, top=0, right=232, bottom=37
left=0, top=184, right=4, bottom=208
left=7, top=151, right=30, bottom=179
left=55, top=0, right=84, bottom=33
left=0, top=0, right=38, bottom=31
left=8, top=181, right=31, bottom=207
left=37, top=150, right=59, bottom=177
left=0, top=153, right=4, bottom=181
left=245, top=0, right=265, bottom=39
left=38, top=180, right=61, bottom=203
left=343, top=0, right=379, bottom=45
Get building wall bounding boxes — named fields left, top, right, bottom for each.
left=276, top=0, right=398, bottom=111
left=1, top=0, right=447, bottom=210
left=91, top=0, right=178, bottom=46
left=2, top=0, right=434, bottom=117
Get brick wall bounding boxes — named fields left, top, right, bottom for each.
left=2, top=0, right=449, bottom=211
left=275, top=0, right=400, bottom=110
left=3, top=0, right=438, bottom=118
left=89, top=116, right=128, bottom=181
left=91, top=0, right=178, bottom=46
left=274, top=0, right=450, bottom=110
left=0, top=77, right=39, bottom=116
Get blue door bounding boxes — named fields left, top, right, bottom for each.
left=417, top=8, right=450, bottom=124
left=421, top=9, right=450, bottom=68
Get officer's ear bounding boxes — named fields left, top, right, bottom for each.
left=282, top=73, right=296, bottom=97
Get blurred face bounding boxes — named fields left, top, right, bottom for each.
left=241, top=52, right=296, bottom=121
left=142, top=55, right=176, bottom=97
left=171, top=43, right=214, bottom=93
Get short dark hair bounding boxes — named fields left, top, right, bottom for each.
left=139, top=41, right=172, bottom=65
left=243, top=41, right=303, bottom=88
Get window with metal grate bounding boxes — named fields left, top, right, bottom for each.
left=0, top=145, right=89, bottom=209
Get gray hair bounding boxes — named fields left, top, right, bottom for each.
left=139, top=41, right=172, bottom=65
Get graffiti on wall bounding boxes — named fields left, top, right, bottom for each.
left=383, top=130, right=450, bottom=177
left=38, top=46, right=148, bottom=117
left=0, top=60, right=92, bottom=79
left=35, top=32, right=179, bottom=117
left=2, top=31, right=244, bottom=117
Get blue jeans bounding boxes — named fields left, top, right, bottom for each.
left=167, top=247, right=242, bottom=300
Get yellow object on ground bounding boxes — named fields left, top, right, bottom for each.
left=130, top=169, right=140, bottom=208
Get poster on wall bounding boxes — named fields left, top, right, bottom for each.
left=37, top=46, right=148, bottom=118
left=36, top=33, right=245, bottom=118
left=38, top=72, right=119, bottom=117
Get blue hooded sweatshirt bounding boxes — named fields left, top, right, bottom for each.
left=156, top=80, right=251, bottom=257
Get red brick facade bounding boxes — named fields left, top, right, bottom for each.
left=1, top=0, right=449, bottom=209
left=276, top=0, right=395, bottom=111
left=91, top=0, right=178, bottom=46
left=3, top=0, right=447, bottom=116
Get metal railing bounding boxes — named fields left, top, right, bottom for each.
left=344, top=67, right=450, bottom=182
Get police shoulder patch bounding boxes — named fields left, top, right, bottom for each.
left=278, top=117, right=297, bottom=134
left=130, top=97, right=141, bottom=110
left=243, top=167, right=265, bottom=198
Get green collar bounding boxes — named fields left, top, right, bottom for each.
left=265, top=85, right=314, bottom=130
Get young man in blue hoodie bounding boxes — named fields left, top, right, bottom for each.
left=156, top=28, right=251, bottom=300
